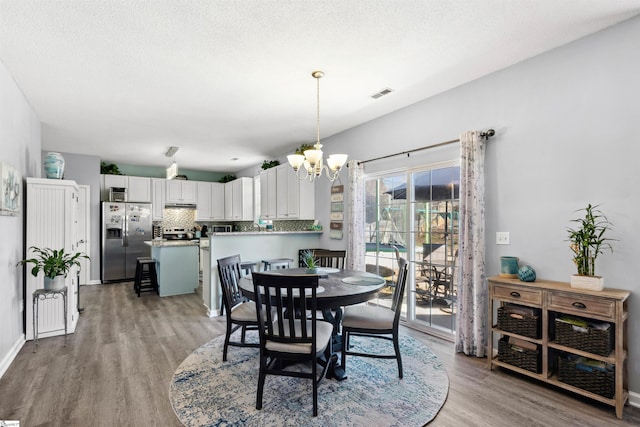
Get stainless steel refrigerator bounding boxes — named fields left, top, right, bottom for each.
left=101, top=202, right=152, bottom=282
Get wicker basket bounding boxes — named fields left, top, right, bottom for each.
left=558, top=356, right=614, bottom=398
left=497, top=306, right=541, bottom=339
left=498, top=337, right=541, bottom=373
left=554, top=318, right=613, bottom=357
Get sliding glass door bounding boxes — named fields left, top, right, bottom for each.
left=364, top=164, right=459, bottom=336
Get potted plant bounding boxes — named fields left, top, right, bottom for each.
left=261, top=160, right=280, bottom=170
left=301, top=249, right=319, bottom=274
left=566, top=204, right=613, bottom=290
left=18, top=246, right=90, bottom=290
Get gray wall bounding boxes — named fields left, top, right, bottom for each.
left=314, top=16, right=640, bottom=393
left=41, top=151, right=101, bottom=282
left=0, top=59, right=41, bottom=376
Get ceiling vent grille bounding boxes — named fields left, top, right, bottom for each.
left=371, top=88, right=394, bottom=99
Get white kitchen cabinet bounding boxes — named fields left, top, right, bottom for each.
left=224, top=177, right=254, bottom=221
left=166, top=179, right=197, bottom=204
left=151, top=178, right=165, bottom=220
left=275, top=164, right=315, bottom=220
left=127, top=176, right=151, bottom=202
left=104, top=174, right=128, bottom=189
left=211, top=182, right=225, bottom=220
left=196, top=181, right=213, bottom=221
left=25, top=178, right=81, bottom=340
left=260, top=168, right=277, bottom=219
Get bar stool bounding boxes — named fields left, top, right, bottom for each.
left=135, top=257, right=158, bottom=297
left=262, top=258, right=294, bottom=271
left=240, top=261, right=258, bottom=276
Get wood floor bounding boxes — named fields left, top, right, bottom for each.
left=0, top=282, right=638, bottom=426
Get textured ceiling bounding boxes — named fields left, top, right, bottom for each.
left=1, top=1, right=639, bottom=173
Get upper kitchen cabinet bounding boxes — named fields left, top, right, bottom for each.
left=100, top=174, right=150, bottom=202
left=274, top=164, right=315, bottom=220
left=224, top=177, right=254, bottom=221
left=196, top=181, right=212, bottom=221
left=104, top=174, right=127, bottom=189
left=260, top=167, right=277, bottom=219
left=166, top=179, right=197, bottom=204
left=151, top=178, right=165, bottom=220
left=127, top=176, right=151, bottom=202
left=211, top=182, right=225, bottom=220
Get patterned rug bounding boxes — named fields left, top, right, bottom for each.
left=170, top=331, right=448, bottom=427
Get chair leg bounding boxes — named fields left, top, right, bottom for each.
left=341, top=330, right=348, bottom=372
left=256, top=356, right=266, bottom=410
left=313, top=352, right=318, bottom=417
left=393, top=332, right=403, bottom=379
left=223, top=320, right=232, bottom=361
left=241, top=325, right=247, bottom=343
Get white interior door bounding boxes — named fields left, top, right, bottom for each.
left=77, top=185, right=91, bottom=285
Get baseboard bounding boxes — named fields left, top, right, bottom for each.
left=84, top=280, right=102, bottom=285
left=629, top=391, right=640, bottom=408
left=0, top=335, right=26, bottom=379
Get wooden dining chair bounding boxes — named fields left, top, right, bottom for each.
left=217, top=254, right=261, bottom=361
left=341, top=257, right=408, bottom=378
left=251, top=272, right=335, bottom=417
left=313, top=249, right=347, bottom=269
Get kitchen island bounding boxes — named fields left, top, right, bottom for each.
left=145, top=240, right=199, bottom=297
left=204, top=231, right=322, bottom=317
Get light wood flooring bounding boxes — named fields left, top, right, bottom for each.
left=0, top=282, right=638, bottom=426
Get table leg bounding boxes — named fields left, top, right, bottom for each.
left=321, top=308, right=348, bottom=381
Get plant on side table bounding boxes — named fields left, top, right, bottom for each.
left=18, top=246, right=90, bottom=290
left=301, top=249, right=319, bottom=274
left=566, top=203, right=614, bottom=290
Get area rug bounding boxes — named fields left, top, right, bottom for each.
left=170, top=331, right=448, bottom=427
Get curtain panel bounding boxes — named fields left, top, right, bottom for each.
left=455, top=130, right=487, bottom=357
left=346, top=160, right=365, bottom=271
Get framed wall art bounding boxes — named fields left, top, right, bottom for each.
left=0, top=162, right=21, bottom=216
left=330, top=184, right=344, bottom=239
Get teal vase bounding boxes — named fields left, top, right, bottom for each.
left=44, top=152, right=65, bottom=179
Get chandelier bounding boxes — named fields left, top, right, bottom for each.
left=287, top=71, right=348, bottom=182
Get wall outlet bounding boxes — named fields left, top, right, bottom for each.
left=496, top=232, right=510, bottom=245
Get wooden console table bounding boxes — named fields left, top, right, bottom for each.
left=488, top=276, right=629, bottom=419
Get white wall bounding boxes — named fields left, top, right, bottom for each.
left=0, top=60, right=41, bottom=377
left=315, top=16, right=640, bottom=393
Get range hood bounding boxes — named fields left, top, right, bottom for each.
left=165, top=203, right=196, bottom=209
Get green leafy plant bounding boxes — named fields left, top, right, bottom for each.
left=301, top=249, right=318, bottom=269
left=261, top=160, right=280, bottom=170
left=567, top=204, right=614, bottom=276
left=218, top=174, right=236, bottom=183
left=100, top=162, right=123, bottom=175
left=17, top=247, right=90, bottom=279
left=294, top=143, right=315, bottom=155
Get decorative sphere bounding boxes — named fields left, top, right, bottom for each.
left=518, top=265, right=536, bottom=282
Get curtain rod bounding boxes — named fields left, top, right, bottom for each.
left=358, top=129, right=495, bottom=166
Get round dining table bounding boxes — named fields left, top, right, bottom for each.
left=238, top=267, right=387, bottom=309
left=239, top=267, right=387, bottom=380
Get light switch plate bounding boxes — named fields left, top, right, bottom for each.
left=496, top=232, right=510, bottom=245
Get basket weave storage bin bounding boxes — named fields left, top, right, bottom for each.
left=497, top=305, right=541, bottom=339
left=555, top=318, right=613, bottom=357
left=558, top=356, right=615, bottom=398
left=498, top=337, right=541, bottom=373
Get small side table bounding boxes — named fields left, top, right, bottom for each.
left=32, top=286, right=68, bottom=351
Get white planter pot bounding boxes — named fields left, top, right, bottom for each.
left=44, top=275, right=65, bottom=290
left=570, top=274, right=604, bottom=291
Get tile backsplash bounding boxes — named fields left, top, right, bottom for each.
left=159, top=208, right=196, bottom=230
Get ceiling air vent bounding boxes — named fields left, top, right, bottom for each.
left=371, top=88, right=394, bottom=99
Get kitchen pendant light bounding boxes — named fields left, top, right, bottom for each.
left=287, top=71, right=348, bottom=182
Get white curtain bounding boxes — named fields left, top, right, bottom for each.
left=346, top=160, right=365, bottom=271
left=455, top=131, right=487, bottom=357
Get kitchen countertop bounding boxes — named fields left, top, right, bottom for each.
left=144, top=239, right=200, bottom=247
left=209, top=230, right=323, bottom=236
